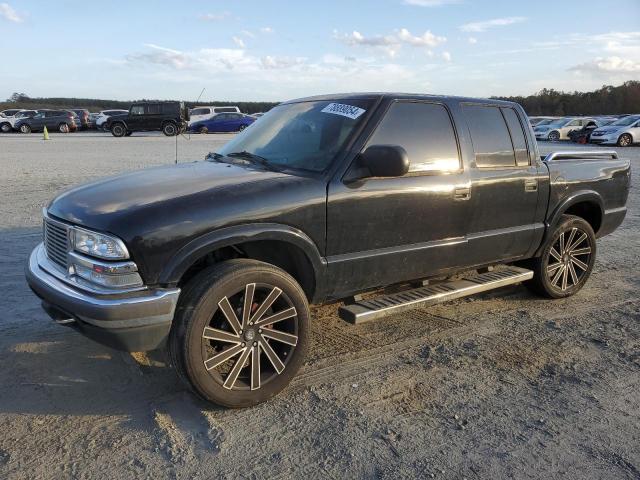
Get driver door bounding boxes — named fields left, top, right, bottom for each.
left=326, top=100, right=472, bottom=299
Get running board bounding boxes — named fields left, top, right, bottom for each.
left=338, top=267, right=533, bottom=324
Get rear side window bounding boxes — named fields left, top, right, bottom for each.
left=462, top=104, right=515, bottom=167
left=501, top=108, right=530, bottom=166
left=146, top=104, right=161, bottom=114
left=191, top=108, right=209, bottom=116
left=161, top=103, right=177, bottom=114
left=366, top=101, right=461, bottom=173
left=214, top=107, right=237, bottom=113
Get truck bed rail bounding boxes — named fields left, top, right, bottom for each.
left=543, top=150, right=618, bottom=162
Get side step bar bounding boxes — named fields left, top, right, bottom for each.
left=338, top=266, right=533, bottom=324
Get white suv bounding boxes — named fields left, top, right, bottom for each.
left=95, top=109, right=129, bottom=130
left=188, top=106, right=241, bottom=125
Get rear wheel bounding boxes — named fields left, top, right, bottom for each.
left=162, top=122, right=177, bottom=136
left=169, top=259, right=310, bottom=408
left=238, top=124, right=247, bottom=132
left=19, top=124, right=31, bottom=134
left=526, top=215, right=596, bottom=298
left=0, top=122, right=10, bottom=133
left=199, top=126, right=208, bottom=134
left=617, top=133, right=632, bottom=147
left=58, top=123, right=69, bottom=133
left=548, top=130, right=560, bottom=141
left=110, top=123, right=126, bottom=137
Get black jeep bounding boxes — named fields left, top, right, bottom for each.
left=108, top=101, right=188, bottom=137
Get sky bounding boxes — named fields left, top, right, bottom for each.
left=1, top=0, right=639, bottom=102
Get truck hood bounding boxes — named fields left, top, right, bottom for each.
left=47, top=160, right=292, bottom=230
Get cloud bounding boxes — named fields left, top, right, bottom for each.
left=126, top=44, right=192, bottom=69
left=0, top=3, right=23, bottom=23
left=261, top=55, right=306, bottom=69
left=459, top=16, right=526, bottom=33
left=403, top=0, right=460, bottom=6
left=260, top=27, right=274, bottom=34
left=468, top=37, right=477, bottom=44
left=335, top=28, right=446, bottom=58
left=240, top=30, right=255, bottom=38
left=569, top=56, right=640, bottom=75
left=441, top=51, right=452, bottom=62
left=232, top=36, right=245, bottom=48
left=199, top=12, right=230, bottom=21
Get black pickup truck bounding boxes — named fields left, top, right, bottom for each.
left=26, top=93, right=630, bottom=407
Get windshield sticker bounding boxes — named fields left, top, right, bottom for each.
left=321, top=103, right=366, bottom=120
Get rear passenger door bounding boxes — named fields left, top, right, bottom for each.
left=145, top=103, right=162, bottom=130
left=461, top=104, right=544, bottom=266
left=326, top=100, right=472, bottom=298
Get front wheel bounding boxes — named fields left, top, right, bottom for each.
left=19, top=124, right=31, bottom=134
left=169, top=259, right=310, bottom=408
left=162, top=122, right=177, bottom=136
left=617, top=134, right=632, bottom=147
left=0, top=122, right=11, bottom=133
left=238, top=124, right=247, bottom=132
left=526, top=215, right=596, bottom=298
left=548, top=130, right=560, bottom=142
left=110, top=123, right=126, bottom=137
left=199, top=126, right=208, bottom=134
left=58, top=123, right=70, bottom=133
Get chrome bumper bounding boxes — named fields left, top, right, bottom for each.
left=25, top=243, right=180, bottom=350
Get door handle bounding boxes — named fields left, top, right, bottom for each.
left=524, top=179, right=538, bottom=192
left=454, top=186, right=471, bottom=201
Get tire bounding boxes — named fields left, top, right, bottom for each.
left=0, top=122, right=10, bottom=133
left=169, top=259, right=310, bottom=408
left=111, top=123, right=126, bottom=137
left=525, top=215, right=596, bottom=299
left=548, top=130, right=560, bottom=142
left=19, top=124, right=31, bottom=134
left=617, top=133, right=632, bottom=147
left=58, top=123, right=69, bottom=133
left=199, top=126, right=208, bottom=134
left=238, top=124, right=247, bottom=132
left=162, top=122, right=177, bottom=136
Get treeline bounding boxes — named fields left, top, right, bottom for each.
left=494, top=81, right=640, bottom=116
left=1, top=93, right=279, bottom=114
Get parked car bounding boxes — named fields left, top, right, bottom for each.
left=0, top=109, right=38, bottom=133
left=188, top=113, right=255, bottom=133
left=70, top=109, right=91, bottom=130
left=14, top=109, right=77, bottom=133
left=534, top=117, right=596, bottom=141
left=95, top=109, right=129, bottom=130
left=528, top=116, right=557, bottom=126
left=590, top=115, right=640, bottom=146
left=569, top=119, right=615, bottom=144
left=25, top=93, right=630, bottom=408
left=189, top=106, right=241, bottom=124
left=1, top=108, right=22, bottom=117
left=108, top=101, right=188, bottom=137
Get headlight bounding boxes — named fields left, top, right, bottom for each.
left=68, top=252, right=143, bottom=289
left=71, top=226, right=129, bottom=260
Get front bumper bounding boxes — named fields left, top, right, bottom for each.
left=590, top=133, right=617, bottom=145
left=25, top=243, right=180, bottom=351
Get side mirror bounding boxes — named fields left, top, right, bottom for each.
left=359, top=145, right=410, bottom=178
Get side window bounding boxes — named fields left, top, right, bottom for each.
left=366, top=101, right=461, bottom=173
left=462, top=104, right=516, bottom=167
left=131, top=105, right=144, bottom=115
left=501, top=108, right=530, bottom=166
left=566, top=119, right=580, bottom=127
left=146, top=104, right=161, bottom=115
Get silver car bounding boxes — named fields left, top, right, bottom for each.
left=590, top=115, right=640, bottom=147
left=534, top=117, right=597, bottom=141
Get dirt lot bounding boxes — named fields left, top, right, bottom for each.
left=0, top=132, right=638, bottom=479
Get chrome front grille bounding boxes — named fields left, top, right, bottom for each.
left=44, top=218, right=69, bottom=269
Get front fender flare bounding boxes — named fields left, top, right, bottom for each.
left=158, top=222, right=327, bottom=290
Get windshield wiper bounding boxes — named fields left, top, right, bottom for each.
left=226, top=151, right=280, bottom=171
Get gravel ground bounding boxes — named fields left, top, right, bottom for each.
left=0, top=132, right=638, bottom=480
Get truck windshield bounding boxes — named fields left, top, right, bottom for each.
left=216, top=99, right=374, bottom=172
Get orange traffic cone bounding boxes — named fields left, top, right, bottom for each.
left=43, top=126, right=50, bottom=141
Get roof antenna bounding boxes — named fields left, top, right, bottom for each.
left=176, top=88, right=205, bottom=164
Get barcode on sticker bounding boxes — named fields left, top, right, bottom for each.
left=321, top=103, right=366, bottom=120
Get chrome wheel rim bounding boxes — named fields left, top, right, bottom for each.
left=59, top=124, right=68, bottom=133
left=113, top=125, right=123, bottom=135
left=202, top=283, right=298, bottom=391
left=20, top=125, right=29, bottom=133
left=546, top=227, right=592, bottom=291
left=620, top=135, right=630, bottom=146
